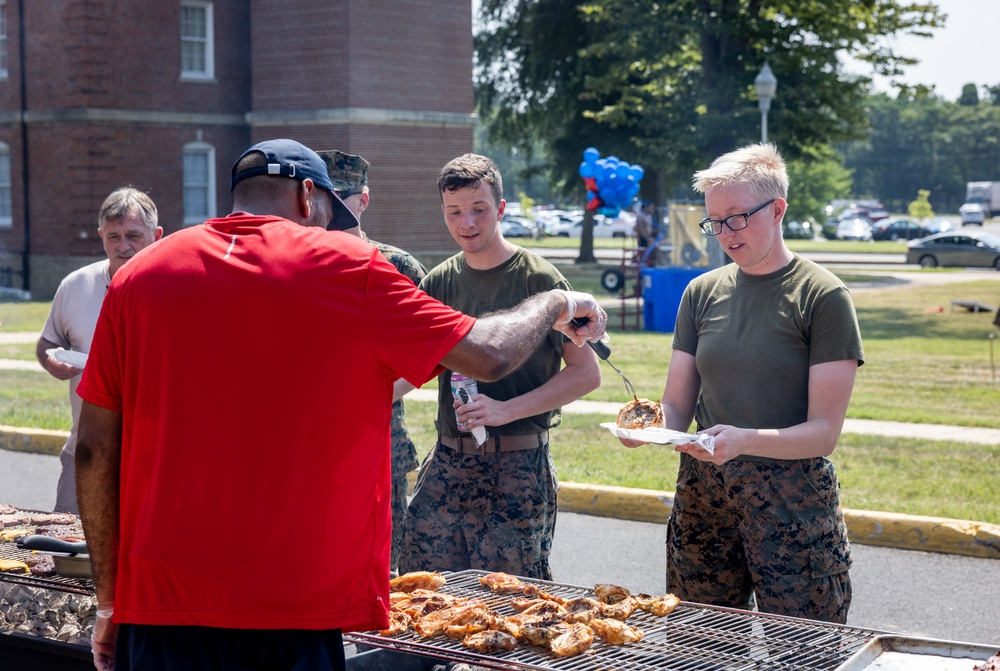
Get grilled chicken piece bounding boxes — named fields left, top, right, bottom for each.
left=550, top=622, right=595, bottom=657
left=444, top=610, right=502, bottom=640
left=413, top=600, right=487, bottom=637
left=520, top=620, right=571, bottom=647
left=517, top=600, right=567, bottom=619
left=390, top=570, right=447, bottom=593
left=601, top=596, right=637, bottom=621
left=616, top=397, right=664, bottom=429
left=633, top=592, right=681, bottom=617
left=536, top=589, right=569, bottom=606
left=391, top=590, right=459, bottom=619
left=589, top=617, right=644, bottom=645
left=377, top=610, right=412, bottom=636
left=594, top=583, right=631, bottom=604
left=478, top=571, right=539, bottom=596
left=563, top=597, right=602, bottom=623
left=461, top=630, right=518, bottom=653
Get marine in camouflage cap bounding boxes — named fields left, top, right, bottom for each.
left=317, top=149, right=370, bottom=201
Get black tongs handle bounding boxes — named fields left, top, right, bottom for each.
left=572, top=318, right=611, bottom=360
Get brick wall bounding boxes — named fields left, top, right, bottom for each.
left=0, top=0, right=473, bottom=297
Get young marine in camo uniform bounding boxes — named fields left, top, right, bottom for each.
left=398, top=154, right=602, bottom=580
left=618, top=143, right=864, bottom=624
left=318, top=149, right=427, bottom=572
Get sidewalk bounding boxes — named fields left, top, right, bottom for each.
left=3, top=334, right=999, bottom=560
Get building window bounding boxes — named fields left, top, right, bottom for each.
left=0, top=1, right=8, bottom=79
left=183, top=143, right=216, bottom=225
left=180, top=1, right=213, bottom=80
left=0, top=144, right=11, bottom=228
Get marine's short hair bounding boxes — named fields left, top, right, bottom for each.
left=98, top=187, right=158, bottom=231
left=692, top=143, right=788, bottom=203
left=437, top=153, right=503, bottom=207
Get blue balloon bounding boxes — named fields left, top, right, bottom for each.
left=602, top=165, right=616, bottom=182
left=598, top=186, right=616, bottom=203
left=583, top=147, right=600, bottom=164
left=627, top=183, right=640, bottom=198
left=616, top=163, right=630, bottom=179
left=586, top=190, right=596, bottom=202
left=606, top=156, right=620, bottom=165
left=579, top=161, right=595, bottom=178
left=630, top=165, right=645, bottom=182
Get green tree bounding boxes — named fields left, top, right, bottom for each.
left=475, top=0, right=944, bottom=207
left=908, top=189, right=934, bottom=220
left=958, top=83, right=980, bottom=106
left=785, top=150, right=853, bottom=228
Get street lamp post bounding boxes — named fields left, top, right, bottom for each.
left=754, top=62, right=777, bottom=144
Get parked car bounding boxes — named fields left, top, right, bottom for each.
left=551, top=212, right=636, bottom=238
left=500, top=218, right=533, bottom=238
left=960, top=202, right=985, bottom=226
left=905, top=230, right=1000, bottom=269
left=871, top=218, right=932, bottom=241
left=925, top=217, right=955, bottom=234
left=782, top=220, right=814, bottom=240
left=836, top=218, right=872, bottom=241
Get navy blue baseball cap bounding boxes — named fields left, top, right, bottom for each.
left=231, top=139, right=359, bottom=231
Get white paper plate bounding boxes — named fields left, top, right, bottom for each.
left=600, top=422, right=715, bottom=454
left=46, top=348, right=88, bottom=369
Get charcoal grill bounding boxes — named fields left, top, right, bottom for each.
left=345, top=570, right=884, bottom=671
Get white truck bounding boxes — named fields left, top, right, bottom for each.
left=963, top=181, right=1000, bottom=224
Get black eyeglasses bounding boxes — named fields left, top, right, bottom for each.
left=699, top=199, right=775, bottom=236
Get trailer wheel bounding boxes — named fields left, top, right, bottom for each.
left=601, top=268, right=625, bottom=293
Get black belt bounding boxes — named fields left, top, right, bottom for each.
left=438, top=431, right=548, bottom=454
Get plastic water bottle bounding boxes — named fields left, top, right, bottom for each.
left=451, top=373, right=488, bottom=445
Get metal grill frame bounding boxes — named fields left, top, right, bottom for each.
left=345, top=569, right=884, bottom=671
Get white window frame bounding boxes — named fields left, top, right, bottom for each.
left=180, top=1, right=214, bottom=80
left=0, top=143, right=11, bottom=228
left=0, top=1, right=9, bottom=79
left=182, top=142, right=216, bottom=226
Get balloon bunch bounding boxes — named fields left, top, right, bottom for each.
left=579, top=147, right=644, bottom=218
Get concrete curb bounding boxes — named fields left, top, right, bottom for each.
left=4, top=426, right=999, bottom=561
left=0, top=425, right=66, bottom=456
left=557, top=482, right=1000, bottom=561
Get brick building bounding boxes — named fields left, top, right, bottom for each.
left=0, top=0, right=474, bottom=298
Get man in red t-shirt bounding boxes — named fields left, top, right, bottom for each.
left=75, top=139, right=608, bottom=671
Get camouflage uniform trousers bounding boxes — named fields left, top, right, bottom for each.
left=666, top=453, right=852, bottom=624
left=390, top=399, right=420, bottom=572
left=399, top=439, right=558, bottom=580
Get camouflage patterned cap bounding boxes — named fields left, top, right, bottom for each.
left=316, top=149, right=370, bottom=196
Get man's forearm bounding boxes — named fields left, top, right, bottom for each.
left=442, top=291, right=564, bottom=382
left=76, top=401, right=123, bottom=605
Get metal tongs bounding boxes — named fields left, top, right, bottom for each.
left=573, top=318, right=637, bottom=399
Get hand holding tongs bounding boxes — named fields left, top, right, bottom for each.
left=572, top=318, right=637, bottom=399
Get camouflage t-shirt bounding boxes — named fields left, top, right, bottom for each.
left=365, top=233, right=427, bottom=477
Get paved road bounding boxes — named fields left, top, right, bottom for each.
left=2, top=448, right=998, bottom=647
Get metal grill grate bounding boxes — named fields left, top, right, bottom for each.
left=0, top=530, right=94, bottom=596
left=346, top=569, right=883, bottom=671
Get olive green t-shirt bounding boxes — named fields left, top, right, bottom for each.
left=672, top=255, right=864, bottom=433
left=420, top=248, right=570, bottom=437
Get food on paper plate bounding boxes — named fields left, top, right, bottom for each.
left=615, top=398, right=664, bottom=430
left=974, top=651, right=1000, bottom=671
left=389, top=570, right=447, bottom=593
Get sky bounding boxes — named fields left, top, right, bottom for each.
left=857, top=0, right=1000, bottom=101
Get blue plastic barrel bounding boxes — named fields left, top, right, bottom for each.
left=640, top=267, right=708, bottom=332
